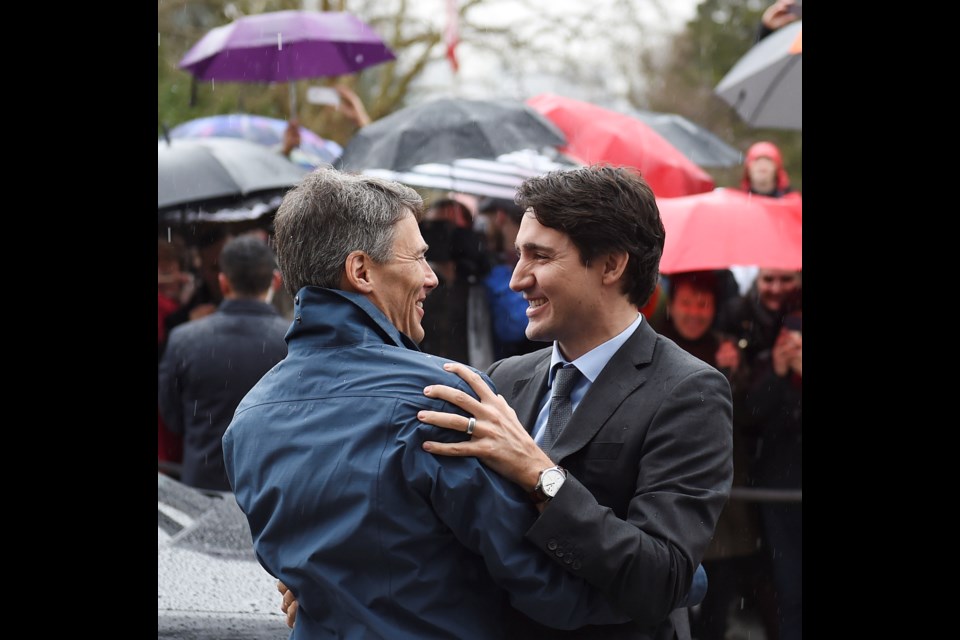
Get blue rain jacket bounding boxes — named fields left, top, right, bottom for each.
left=223, top=287, right=631, bottom=639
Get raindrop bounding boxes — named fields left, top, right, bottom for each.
left=210, top=79, right=215, bottom=92
left=355, top=54, right=365, bottom=64
left=277, top=32, right=283, bottom=51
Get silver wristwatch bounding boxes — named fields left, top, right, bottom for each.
left=529, top=466, right=567, bottom=504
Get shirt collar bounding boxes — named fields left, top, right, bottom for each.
left=548, top=313, right=643, bottom=387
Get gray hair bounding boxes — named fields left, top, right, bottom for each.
left=272, top=168, right=424, bottom=297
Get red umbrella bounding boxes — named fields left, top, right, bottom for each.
left=526, top=93, right=716, bottom=197
left=656, top=189, right=801, bottom=274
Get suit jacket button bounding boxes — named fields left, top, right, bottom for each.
left=547, top=540, right=558, bottom=551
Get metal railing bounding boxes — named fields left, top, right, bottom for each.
left=729, top=486, right=802, bottom=503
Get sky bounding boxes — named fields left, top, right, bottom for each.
left=301, top=0, right=703, bottom=106
left=424, top=0, right=701, bottom=102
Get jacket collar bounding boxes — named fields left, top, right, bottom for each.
left=217, top=298, right=280, bottom=316
left=289, top=286, right=421, bottom=352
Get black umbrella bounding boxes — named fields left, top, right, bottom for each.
left=336, top=98, right=567, bottom=172
left=158, top=137, right=309, bottom=224
left=631, top=110, right=742, bottom=168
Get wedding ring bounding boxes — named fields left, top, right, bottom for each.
left=466, top=417, right=476, bottom=436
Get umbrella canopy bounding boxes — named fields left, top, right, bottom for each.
left=158, top=137, right=308, bottom=224
left=527, top=94, right=715, bottom=198
left=362, top=149, right=577, bottom=199
left=631, top=110, right=742, bottom=168
left=169, top=113, right=343, bottom=167
left=657, top=188, right=802, bottom=273
left=715, top=20, right=802, bottom=131
left=336, top=98, right=567, bottom=173
left=178, top=10, right=395, bottom=82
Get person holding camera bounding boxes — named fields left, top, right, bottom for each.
left=742, top=286, right=801, bottom=640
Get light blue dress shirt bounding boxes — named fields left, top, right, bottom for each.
left=532, top=313, right=643, bottom=445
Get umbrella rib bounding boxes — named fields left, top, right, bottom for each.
left=748, top=54, right=800, bottom=125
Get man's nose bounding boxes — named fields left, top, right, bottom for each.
left=424, top=262, right=439, bottom=289
left=509, top=261, right=530, bottom=292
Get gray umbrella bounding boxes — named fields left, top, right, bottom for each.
left=158, top=137, right=309, bottom=223
left=631, top=110, right=742, bottom=168
left=715, top=20, right=802, bottom=131
left=336, top=98, right=567, bottom=172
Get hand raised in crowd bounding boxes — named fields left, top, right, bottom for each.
left=771, top=329, right=802, bottom=378
left=788, top=337, right=802, bottom=377
left=714, top=339, right=741, bottom=373
left=281, top=119, right=301, bottom=157
left=335, top=85, right=372, bottom=128
left=277, top=580, right=298, bottom=629
left=762, top=0, right=800, bottom=32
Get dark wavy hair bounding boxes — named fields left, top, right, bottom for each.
left=516, top=164, right=665, bottom=307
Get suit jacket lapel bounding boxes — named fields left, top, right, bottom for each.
left=509, top=352, right=552, bottom=436
left=549, top=320, right=659, bottom=462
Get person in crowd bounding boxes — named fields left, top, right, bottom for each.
left=728, top=138, right=797, bottom=317
left=159, top=235, right=289, bottom=492
left=158, top=236, right=192, bottom=470
left=717, top=268, right=802, bottom=366
left=411, top=165, right=734, bottom=639
left=647, top=271, right=774, bottom=640
left=715, top=267, right=802, bottom=639
left=164, top=227, right=231, bottom=335
left=417, top=197, right=490, bottom=364
left=224, top=168, right=707, bottom=639
left=650, top=271, right=743, bottom=381
left=757, top=0, right=800, bottom=42
left=741, top=141, right=794, bottom=199
left=742, top=287, right=802, bottom=640
left=476, top=196, right=543, bottom=360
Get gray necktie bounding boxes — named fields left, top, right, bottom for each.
left=540, top=365, right=580, bottom=451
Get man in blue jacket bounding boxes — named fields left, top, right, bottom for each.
left=224, top=168, right=709, bottom=638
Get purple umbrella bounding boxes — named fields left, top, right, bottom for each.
left=178, top=10, right=395, bottom=114
left=179, top=10, right=395, bottom=82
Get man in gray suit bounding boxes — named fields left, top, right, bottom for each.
left=159, top=234, right=290, bottom=492
left=418, top=165, right=734, bottom=639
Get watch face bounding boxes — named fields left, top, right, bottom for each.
left=541, top=468, right=565, bottom=497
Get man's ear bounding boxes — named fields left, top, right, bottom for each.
left=601, top=251, right=629, bottom=285
left=342, top=250, right=373, bottom=293
left=218, top=272, right=233, bottom=297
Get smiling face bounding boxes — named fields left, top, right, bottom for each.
left=756, top=268, right=801, bottom=313
left=668, top=281, right=716, bottom=341
left=367, top=214, right=438, bottom=344
left=509, top=212, right=609, bottom=358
